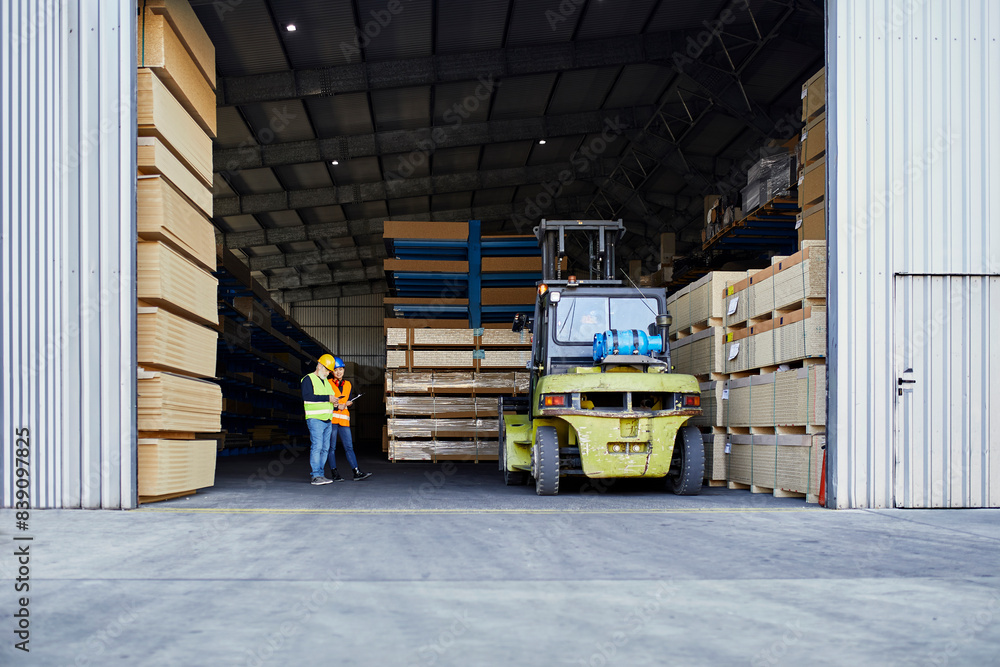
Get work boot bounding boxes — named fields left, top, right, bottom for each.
left=353, top=468, right=372, bottom=481
left=330, top=469, right=344, bottom=482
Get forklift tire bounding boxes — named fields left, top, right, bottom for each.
left=534, top=426, right=560, bottom=496
left=668, top=425, right=705, bottom=496
left=499, top=415, right=528, bottom=486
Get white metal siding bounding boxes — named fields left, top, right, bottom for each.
left=828, top=0, right=1000, bottom=508
left=1, top=0, right=136, bottom=508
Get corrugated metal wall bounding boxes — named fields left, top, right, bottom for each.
left=291, top=294, right=385, bottom=448
left=1, top=0, right=137, bottom=509
left=828, top=0, right=1000, bottom=507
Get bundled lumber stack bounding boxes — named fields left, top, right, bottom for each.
left=384, top=323, right=531, bottom=461
left=135, top=0, right=219, bottom=502
left=797, top=67, right=826, bottom=245
left=386, top=323, right=533, bottom=372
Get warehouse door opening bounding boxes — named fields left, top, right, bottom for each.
left=893, top=275, right=1000, bottom=508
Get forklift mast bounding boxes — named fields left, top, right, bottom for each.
left=534, top=219, right=626, bottom=284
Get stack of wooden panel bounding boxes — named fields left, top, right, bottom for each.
left=667, top=271, right=745, bottom=337
left=715, top=241, right=828, bottom=502
left=797, top=67, right=826, bottom=245
left=721, top=242, right=827, bottom=375
left=135, top=0, right=219, bottom=502
left=687, top=381, right=728, bottom=485
left=386, top=323, right=533, bottom=372
left=727, top=434, right=824, bottom=500
left=383, top=331, right=531, bottom=460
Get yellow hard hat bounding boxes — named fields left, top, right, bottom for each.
left=318, top=354, right=337, bottom=371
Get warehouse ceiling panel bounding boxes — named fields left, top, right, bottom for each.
left=434, top=0, right=509, bottom=53
left=488, top=73, right=559, bottom=121
left=200, top=0, right=825, bottom=297
left=432, top=146, right=482, bottom=175
left=214, top=106, right=256, bottom=148
left=273, top=163, right=334, bottom=191
left=305, top=93, right=375, bottom=137
left=574, top=0, right=660, bottom=40
left=218, top=215, right=262, bottom=233
left=545, top=67, right=620, bottom=114
left=241, top=100, right=314, bottom=143
left=356, top=0, right=434, bottom=61
left=194, top=0, right=288, bottom=75
left=370, top=86, right=432, bottom=131
left=227, top=167, right=284, bottom=194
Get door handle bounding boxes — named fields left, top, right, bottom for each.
left=897, top=377, right=915, bottom=396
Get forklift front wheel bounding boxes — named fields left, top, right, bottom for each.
left=668, top=425, right=705, bottom=496
left=534, top=426, right=560, bottom=496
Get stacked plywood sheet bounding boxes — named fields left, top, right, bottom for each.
left=386, top=323, right=532, bottom=372
left=137, top=306, right=216, bottom=377
left=797, top=68, right=826, bottom=245
left=703, top=433, right=728, bottom=483
left=137, top=370, right=222, bottom=433
left=670, top=327, right=726, bottom=378
left=136, top=0, right=219, bottom=501
left=723, top=306, right=826, bottom=373
left=385, top=323, right=531, bottom=461
left=726, top=365, right=825, bottom=429
left=667, top=271, right=745, bottom=335
left=138, top=439, right=217, bottom=501
left=726, top=434, right=823, bottom=500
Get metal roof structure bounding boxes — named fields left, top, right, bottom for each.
left=194, top=0, right=824, bottom=303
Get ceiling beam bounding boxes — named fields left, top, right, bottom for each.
left=216, top=107, right=653, bottom=173
left=259, top=265, right=384, bottom=291
left=220, top=219, right=383, bottom=249
left=273, top=280, right=390, bottom=305
left=214, top=160, right=618, bottom=217
left=223, top=196, right=594, bottom=250
left=247, top=244, right=387, bottom=271
left=217, top=31, right=692, bottom=106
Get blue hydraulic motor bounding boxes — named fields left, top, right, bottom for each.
left=592, top=329, right=665, bottom=362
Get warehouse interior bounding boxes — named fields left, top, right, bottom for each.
left=128, top=0, right=836, bottom=502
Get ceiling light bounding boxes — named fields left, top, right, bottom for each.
left=286, top=24, right=296, bottom=32
left=538, top=140, right=547, bottom=145
left=330, top=160, right=339, bottom=165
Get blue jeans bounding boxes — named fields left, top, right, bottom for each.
left=306, top=419, right=333, bottom=478
left=328, top=423, right=358, bottom=470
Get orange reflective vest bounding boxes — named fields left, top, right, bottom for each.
left=328, top=378, right=352, bottom=427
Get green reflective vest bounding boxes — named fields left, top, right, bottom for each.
left=303, top=372, right=334, bottom=421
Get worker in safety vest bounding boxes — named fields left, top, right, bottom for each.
left=301, top=354, right=340, bottom=485
left=327, top=356, right=372, bottom=481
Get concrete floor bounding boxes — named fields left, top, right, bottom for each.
left=2, top=449, right=999, bottom=666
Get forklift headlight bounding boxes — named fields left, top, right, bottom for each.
left=549, top=291, right=561, bottom=303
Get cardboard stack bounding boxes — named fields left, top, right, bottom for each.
left=797, top=67, right=826, bottom=245
left=135, top=0, right=219, bottom=503
left=384, top=320, right=531, bottom=461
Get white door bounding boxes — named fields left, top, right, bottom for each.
left=893, top=275, right=1000, bottom=508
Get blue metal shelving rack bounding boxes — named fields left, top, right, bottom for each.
left=384, top=220, right=543, bottom=326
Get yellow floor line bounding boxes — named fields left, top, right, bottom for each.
left=137, top=507, right=816, bottom=515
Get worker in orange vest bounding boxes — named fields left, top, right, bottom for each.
left=327, top=356, right=372, bottom=481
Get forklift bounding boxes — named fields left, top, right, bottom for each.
left=500, top=219, right=705, bottom=496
